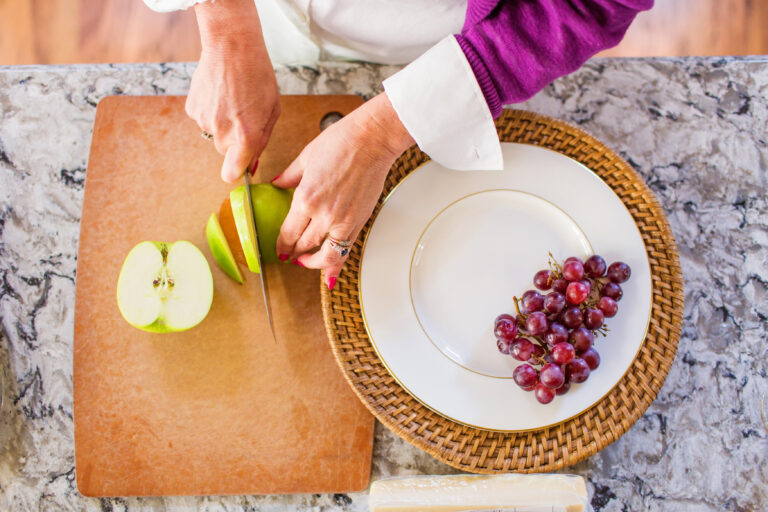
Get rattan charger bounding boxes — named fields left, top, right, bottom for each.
left=321, top=109, right=684, bottom=473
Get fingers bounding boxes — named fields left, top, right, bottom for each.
left=294, top=228, right=359, bottom=290
left=275, top=204, right=311, bottom=260
left=270, top=157, right=304, bottom=189
left=221, top=144, right=254, bottom=183
left=292, top=218, right=327, bottom=256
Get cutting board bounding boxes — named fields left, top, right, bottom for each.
left=74, top=95, right=374, bottom=497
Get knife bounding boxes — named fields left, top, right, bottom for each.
left=244, top=164, right=277, bottom=343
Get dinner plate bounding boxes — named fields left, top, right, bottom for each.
left=359, top=143, right=652, bottom=431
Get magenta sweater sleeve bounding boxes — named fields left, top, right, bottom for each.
left=455, top=0, right=653, bottom=117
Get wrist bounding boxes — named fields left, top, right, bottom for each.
left=195, top=0, right=265, bottom=52
left=362, top=93, right=415, bottom=159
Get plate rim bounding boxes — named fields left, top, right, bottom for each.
left=408, top=188, right=594, bottom=379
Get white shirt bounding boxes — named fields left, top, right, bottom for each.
left=144, top=0, right=503, bottom=171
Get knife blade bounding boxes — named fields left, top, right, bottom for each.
left=244, top=166, right=277, bottom=343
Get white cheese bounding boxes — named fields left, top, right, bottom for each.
left=369, top=473, right=590, bottom=512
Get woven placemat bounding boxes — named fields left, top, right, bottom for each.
left=321, top=110, right=684, bottom=473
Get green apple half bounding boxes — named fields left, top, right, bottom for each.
left=116, top=241, right=214, bottom=332
left=229, top=184, right=293, bottom=274
left=205, top=213, right=244, bottom=284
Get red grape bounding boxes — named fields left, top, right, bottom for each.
left=579, top=279, right=592, bottom=295
left=584, top=307, right=604, bottom=329
left=569, top=326, right=594, bottom=353
left=528, top=343, right=545, bottom=364
left=533, top=270, right=552, bottom=290
left=551, top=342, right=576, bottom=365
left=582, top=347, right=601, bottom=370
left=521, top=290, right=544, bottom=313
left=562, top=260, right=585, bottom=281
left=513, top=363, right=538, bottom=388
left=525, top=312, right=548, bottom=335
left=540, top=363, right=565, bottom=389
left=601, top=282, right=623, bottom=301
left=510, top=338, right=534, bottom=361
left=555, top=381, right=570, bottom=395
left=598, top=296, right=618, bottom=317
left=564, top=256, right=582, bottom=265
left=494, top=316, right=518, bottom=341
left=544, top=292, right=566, bottom=314
left=534, top=382, right=556, bottom=404
left=552, top=278, right=568, bottom=294
left=584, top=254, right=607, bottom=277
left=496, top=338, right=511, bottom=354
left=545, top=323, right=569, bottom=346
left=607, top=261, right=631, bottom=283
left=565, top=358, right=591, bottom=383
left=561, top=306, right=583, bottom=328
left=566, top=281, right=589, bottom=305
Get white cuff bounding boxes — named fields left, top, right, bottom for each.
left=383, top=36, right=503, bottom=171
left=143, top=0, right=207, bottom=12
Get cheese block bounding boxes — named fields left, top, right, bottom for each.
left=369, top=474, right=590, bottom=512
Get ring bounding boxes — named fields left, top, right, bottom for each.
left=201, top=131, right=214, bottom=141
left=327, top=235, right=353, bottom=257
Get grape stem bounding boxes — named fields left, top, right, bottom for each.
left=513, top=296, right=526, bottom=321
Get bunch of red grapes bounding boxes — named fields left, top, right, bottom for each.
left=494, top=254, right=631, bottom=404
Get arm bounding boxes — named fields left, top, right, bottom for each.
left=457, top=0, right=654, bottom=117
left=143, top=0, right=280, bottom=182
left=187, top=0, right=280, bottom=182
left=383, top=0, right=652, bottom=171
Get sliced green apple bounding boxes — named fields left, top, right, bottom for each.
left=116, top=241, right=213, bottom=333
left=230, top=184, right=293, bottom=273
left=205, top=213, right=244, bottom=284
left=229, top=186, right=262, bottom=274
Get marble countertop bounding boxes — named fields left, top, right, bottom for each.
left=0, top=57, right=766, bottom=511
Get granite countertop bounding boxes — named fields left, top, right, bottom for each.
left=0, top=57, right=766, bottom=511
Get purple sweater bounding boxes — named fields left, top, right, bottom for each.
left=455, top=0, right=654, bottom=117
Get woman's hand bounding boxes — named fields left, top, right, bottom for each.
left=187, top=0, right=280, bottom=182
left=272, top=93, right=414, bottom=289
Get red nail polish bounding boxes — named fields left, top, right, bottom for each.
left=328, top=277, right=337, bottom=291
left=292, top=258, right=304, bottom=267
left=270, top=173, right=281, bottom=183
left=278, top=253, right=289, bottom=262
left=250, top=160, right=259, bottom=176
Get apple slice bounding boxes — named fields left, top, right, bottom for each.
left=229, top=184, right=293, bottom=273
left=116, top=241, right=213, bottom=333
left=229, top=186, right=262, bottom=274
left=219, top=197, right=246, bottom=268
left=205, top=213, right=244, bottom=284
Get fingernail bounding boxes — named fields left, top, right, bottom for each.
left=292, top=258, right=304, bottom=267
left=270, top=173, right=281, bottom=183
left=328, top=276, right=337, bottom=291
left=278, top=253, right=289, bottom=262
left=250, top=160, right=259, bottom=176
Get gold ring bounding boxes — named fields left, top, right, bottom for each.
left=201, top=131, right=214, bottom=141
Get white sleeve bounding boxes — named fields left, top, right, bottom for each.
left=143, top=0, right=208, bottom=12
left=383, top=35, right=503, bottom=171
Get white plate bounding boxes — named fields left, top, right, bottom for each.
left=360, top=143, right=652, bottom=431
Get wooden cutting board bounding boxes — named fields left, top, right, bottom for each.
left=74, top=95, right=374, bottom=497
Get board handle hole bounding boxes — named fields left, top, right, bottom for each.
left=320, top=111, right=344, bottom=131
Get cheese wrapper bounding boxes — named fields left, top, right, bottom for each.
left=369, top=473, right=591, bottom=512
